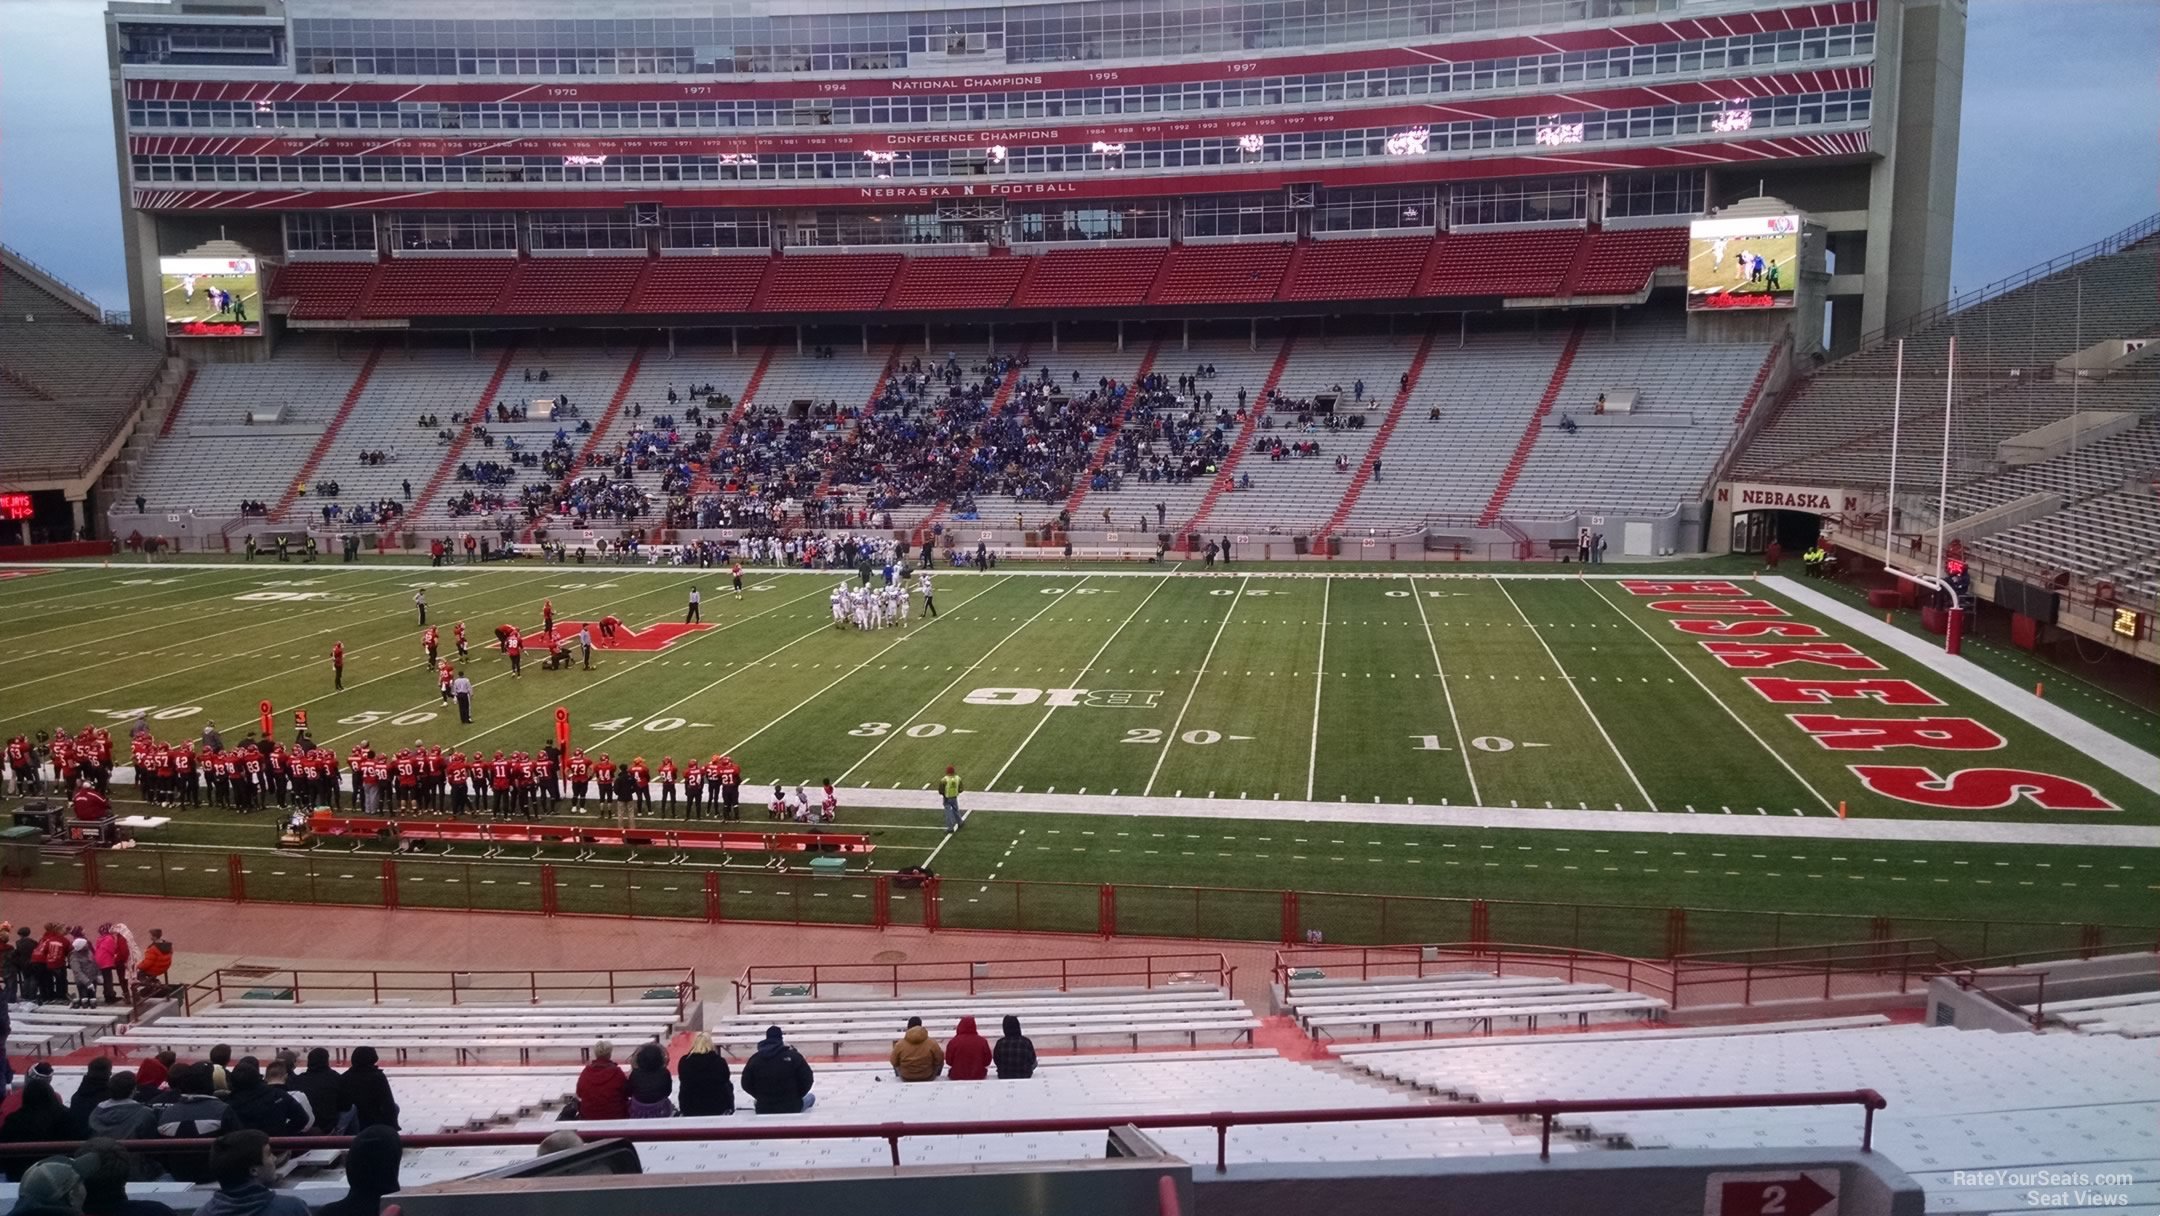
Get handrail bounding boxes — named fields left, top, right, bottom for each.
left=0, top=1090, right=1889, bottom=1172
left=736, top=952, right=1229, bottom=1011
left=1273, top=942, right=1677, bottom=1002
left=1946, top=968, right=2050, bottom=1031
left=1847, top=211, right=2160, bottom=356
left=174, top=965, right=698, bottom=1023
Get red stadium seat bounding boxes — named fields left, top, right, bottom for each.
left=626, top=255, right=771, bottom=314
left=884, top=255, right=1029, bottom=310
left=1419, top=230, right=1583, bottom=298
left=754, top=253, right=903, bottom=312
left=497, top=258, right=645, bottom=316
left=360, top=258, right=519, bottom=317
left=1573, top=227, right=1688, bottom=296
left=1150, top=242, right=1293, bottom=304
left=1277, top=236, right=1431, bottom=302
left=1012, top=247, right=1165, bottom=309
left=271, top=261, right=379, bottom=321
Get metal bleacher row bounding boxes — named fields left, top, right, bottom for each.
left=268, top=228, right=1685, bottom=322
left=94, top=994, right=682, bottom=1065
left=2024, top=988, right=2160, bottom=1038
left=1280, top=972, right=1670, bottom=1040
left=1335, top=1024, right=2160, bottom=1216
left=715, top=985, right=1260, bottom=1056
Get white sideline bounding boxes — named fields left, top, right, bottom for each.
left=1758, top=576, right=2160, bottom=796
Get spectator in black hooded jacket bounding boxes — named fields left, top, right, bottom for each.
left=993, top=1015, right=1037, bottom=1079
left=69, top=1056, right=113, bottom=1131
left=314, top=1126, right=401, bottom=1216
left=226, top=1062, right=307, bottom=1136
left=290, top=1049, right=344, bottom=1130
left=337, top=1047, right=399, bottom=1131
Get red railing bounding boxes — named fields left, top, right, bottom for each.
left=735, top=952, right=1229, bottom=1011
left=1273, top=942, right=1675, bottom=1003
left=172, top=966, right=697, bottom=1022
left=0, top=1089, right=1887, bottom=1173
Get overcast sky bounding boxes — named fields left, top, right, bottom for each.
left=1, top=0, right=2154, bottom=310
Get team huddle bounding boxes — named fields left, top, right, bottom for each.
left=834, top=572, right=936, bottom=629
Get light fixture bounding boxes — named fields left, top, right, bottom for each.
left=1534, top=118, right=1584, bottom=147
left=1091, top=141, right=1126, bottom=156
left=1710, top=105, right=1753, bottom=134
left=562, top=154, right=609, bottom=167
left=1383, top=127, right=1429, bottom=156
left=1237, top=134, right=1264, bottom=153
left=987, top=145, right=1008, bottom=163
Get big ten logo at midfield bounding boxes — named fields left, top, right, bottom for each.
left=963, top=688, right=1165, bottom=708
left=233, top=591, right=355, bottom=602
left=1617, top=580, right=2119, bottom=812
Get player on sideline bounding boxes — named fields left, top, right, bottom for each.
left=731, top=560, right=745, bottom=600
left=831, top=583, right=848, bottom=629
left=919, top=571, right=937, bottom=618
left=895, top=581, right=911, bottom=627
left=331, top=641, right=345, bottom=691
left=685, top=586, right=702, bottom=624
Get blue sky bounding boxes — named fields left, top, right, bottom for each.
left=1, top=0, right=2154, bottom=310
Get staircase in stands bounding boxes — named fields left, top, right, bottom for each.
left=810, top=343, right=906, bottom=506
left=691, top=345, right=776, bottom=497
left=1179, top=333, right=1296, bottom=533
left=156, top=366, right=199, bottom=439
left=1556, top=234, right=1598, bottom=298
left=1477, top=321, right=1585, bottom=527
left=1061, top=339, right=1163, bottom=522
left=921, top=343, right=1033, bottom=532
left=267, top=341, right=385, bottom=523
left=523, top=342, right=648, bottom=540
left=1317, top=329, right=1436, bottom=540
left=407, top=344, right=520, bottom=524
left=1729, top=340, right=1787, bottom=428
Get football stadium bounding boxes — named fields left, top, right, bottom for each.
left=0, top=0, right=2154, bottom=1211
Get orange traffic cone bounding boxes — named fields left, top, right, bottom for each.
left=1837, top=801, right=1847, bottom=820
left=2034, top=681, right=2045, bottom=698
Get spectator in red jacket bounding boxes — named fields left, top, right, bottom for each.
left=945, top=1016, right=992, bottom=1081
left=575, top=1042, right=628, bottom=1121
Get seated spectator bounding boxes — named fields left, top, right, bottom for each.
left=574, top=1043, right=627, bottom=1121
left=195, top=1130, right=309, bottom=1216
left=73, top=1137, right=179, bottom=1216
left=740, top=1026, right=815, bottom=1113
left=676, top=1034, right=734, bottom=1116
left=8, top=1158, right=84, bottom=1216
left=625, top=1044, right=674, bottom=1118
left=259, top=1060, right=313, bottom=1133
left=85, top=1072, right=156, bottom=1142
left=289, top=1051, right=341, bottom=1131
left=313, top=1126, right=400, bottom=1216
left=994, top=1016, right=1037, bottom=1080
left=226, top=1063, right=305, bottom=1136
left=1, top=1066, right=78, bottom=1170
left=68, top=1058, right=112, bottom=1131
left=890, top=1017, right=943, bottom=1082
left=337, top=1048, right=398, bottom=1131
left=156, top=1063, right=238, bottom=1151
left=945, top=1017, right=991, bottom=1081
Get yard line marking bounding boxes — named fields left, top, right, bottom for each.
left=449, top=580, right=832, bottom=752
left=840, top=576, right=1088, bottom=785
left=0, top=564, right=435, bottom=694
left=2, top=567, right=559, bottom=725
left=713, top=577, right=1010, bottom=760
left=1494, top=579, right=1657, bottom=812
left=1583, top=579, right=1838, bottom=816
left=1144, top=575, right=1246, bottom=797
left=988, top=574, right=1171, bottom=790
left=1409, top=574, right=1479, bottom=804
left=7, top=567, right=277, bottom=629
left=1306, top=576, right=1329, bottom=801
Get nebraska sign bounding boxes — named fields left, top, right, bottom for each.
left=1720, top=482, right=1854, bottom=514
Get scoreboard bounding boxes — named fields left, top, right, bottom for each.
left=0, top=492, right=33, bottom=521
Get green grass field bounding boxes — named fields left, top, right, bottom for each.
left=2, top=559, right=2153, bottom=957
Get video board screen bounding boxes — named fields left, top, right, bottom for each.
left=161, top=256, right=262, bottom=337
left=1686, top=215, right=1800, bottom=311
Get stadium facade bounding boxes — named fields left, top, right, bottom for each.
left=105, top=0, right=1964, bottom=353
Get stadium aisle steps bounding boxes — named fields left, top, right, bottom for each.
left=524, top=341, right=650, bottom=539
left=811, top=343, right=906, bottom=501
left=1182, top=332, right=1296, bottom=532
left=926, top=342, right=1035, bottom=531
left=156, top=364, right=198, bottom=438
left=1477, top=320, right=1584, bottom=526
left=267, top=341, right=384, bottom=522
left=1320, top=329, right=1436, bottom=538
left=693, top=344, right=777, bottom=496
left=625, top=255, right=769, bottom=314
left=1730, top=341, right=1784, bottom=426
left=1556, top=232, right=1599, bottom=298
left=408, top=343, right=520, bottom=522
left=1063, top=338, right=1163, bottom=519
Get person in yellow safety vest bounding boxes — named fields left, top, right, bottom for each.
left=1803, top=546, right=1826, bottom=575
left=939, top=766, right=964, bottom=834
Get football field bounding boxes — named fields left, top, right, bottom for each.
left=2, top=559, right=2154, bottom=953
